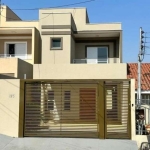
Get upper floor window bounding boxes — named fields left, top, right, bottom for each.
left=86, top=46, right=108, bottom=64
left=50, top=38, right=63, bottom=50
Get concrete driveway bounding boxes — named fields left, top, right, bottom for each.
left=0, top=134, right=138, bottom=150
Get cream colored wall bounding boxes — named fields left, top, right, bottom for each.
left=0, top=39, right=32, bottom=54
left=41, top=35, right=71, bottom=64
left=0, top=6, right=39, bottom=28
left=0, top=79, right=20, bottom=137
left=6, top=6, right=21, bottom=21
left=39, top=13, right=71, bottom=26
left=119, top=32, right=122, bottom=63
left=75, top=42, right=119, bottom=63
left=0, top=58, right=33, bottom=79
left=0, top=58, right=18, bottom=77
left=39, top=8, right=121, bottom=31
left=33, top=63, right=127, bottom=79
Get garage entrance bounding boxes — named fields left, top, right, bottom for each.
left=24, top=83, right=99, bottom=138
left=23, top=80, right=131, bottom=139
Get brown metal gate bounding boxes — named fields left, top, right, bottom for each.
left=104, top=81, right=131, bottom=139
left=24, top=82, right=99, bottom=137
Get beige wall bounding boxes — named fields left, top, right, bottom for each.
left=0, top=58, right=18, bottom=77
left=6, top=6, right=21, bottom=21
left=0, top=79, right=20, bottom=137
left=0, top=6, right=39, bottom=28
left=119, top=32, right=122, bottom=63
left=41, top=35, right=71, bottom=64
left=0, top=39, right=32, bottom=54
left=39, top=13, right=71, bottom=26
left=0, top=58, right=33, bottom=79
left=33, top=63, right=127, bottom=79
left=39, top=8, right=121, bottom=31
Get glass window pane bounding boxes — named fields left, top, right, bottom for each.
left=98, top=47, right=107, bottom=58
left=52, top=39, right=61, bottom=48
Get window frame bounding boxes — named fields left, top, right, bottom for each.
left=85, top=45, right=109, bottom=64
left=50, top=37, right=63, bottom=50
left=64, top=91, right=71, bottom=111
left=4, top=41, right=27, bottom=58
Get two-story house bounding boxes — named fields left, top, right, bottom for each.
left=0, top=5, right=140, bottom=148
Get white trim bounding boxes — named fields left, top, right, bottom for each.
left=0, top=36, right=32, bottom=39
left=135, top=91, right=150, bottom=94
left=4, top=41, right=27, bottom=56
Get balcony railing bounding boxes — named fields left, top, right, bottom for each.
left=0, top=54, right=32, bottom=60
left=73, top=59, right=108, bottom=64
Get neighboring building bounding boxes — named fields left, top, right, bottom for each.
left=127, top=63, right=150, bottom=99
left=0, top=5, right=143, bottom=149
left=128, top=63, right=150, bottom=137
left=0, top=5, right=40, bottom=78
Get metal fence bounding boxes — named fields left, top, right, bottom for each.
left=136, top=99, right=150, bottom=135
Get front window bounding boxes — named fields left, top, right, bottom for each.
left=86, top=46, right=108, bottom=64
left=4, top=42, right=28, bottom=60
left=51, top=38, right=63, bottom=50
left=98, top=47, right=108, bottom=63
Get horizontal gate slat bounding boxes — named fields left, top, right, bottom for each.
left=105, top=81, right=131, bottom=139
left=24, top=83, right=99, bottom=138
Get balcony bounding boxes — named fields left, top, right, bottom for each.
left=73, top=59, right=108, bottom=64
left=0, top=54, right=32, bottom=60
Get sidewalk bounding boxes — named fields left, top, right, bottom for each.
left=0, top=134, right=138, bottom=150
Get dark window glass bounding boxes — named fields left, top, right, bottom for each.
left=64, top=91, right=71, bottom=110
left=52, top=39, right=61, bottom=48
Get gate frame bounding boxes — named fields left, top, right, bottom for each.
left=18, top=79, right=133, bottom=139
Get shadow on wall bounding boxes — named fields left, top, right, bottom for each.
left=0, top=74, right=16, bottom=79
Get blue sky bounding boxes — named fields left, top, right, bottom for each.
left=2, top=0, right=150, bottom=63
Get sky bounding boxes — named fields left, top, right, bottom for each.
left=1, top=0, right=150, bottom=63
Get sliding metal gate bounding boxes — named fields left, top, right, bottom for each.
left=24, top=82, right=99, bottom=137
left=104, top=81, right=131, bottom=139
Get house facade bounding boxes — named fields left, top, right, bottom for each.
left=0, top=5, right=143, bottom=148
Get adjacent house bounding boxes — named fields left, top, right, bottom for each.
left=128, top=63, right=150, bottom=136
left=0, top=5, right=144, bottom=148
left=128, top=63, right=150, bottom=99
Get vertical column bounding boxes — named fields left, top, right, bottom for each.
left=98, top=81, right=105, bottom=139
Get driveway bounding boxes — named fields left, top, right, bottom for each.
left=0, top=134, right=138, bottom=150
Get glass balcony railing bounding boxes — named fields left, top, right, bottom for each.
left=0, top=54, right=32, bottom=60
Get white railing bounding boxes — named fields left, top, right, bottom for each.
left=73, top=59, right=108, bottom=64
left=0, top=54, right=32, bottom=60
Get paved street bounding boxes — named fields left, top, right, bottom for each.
left=0, top=134, right=138, bottom=150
